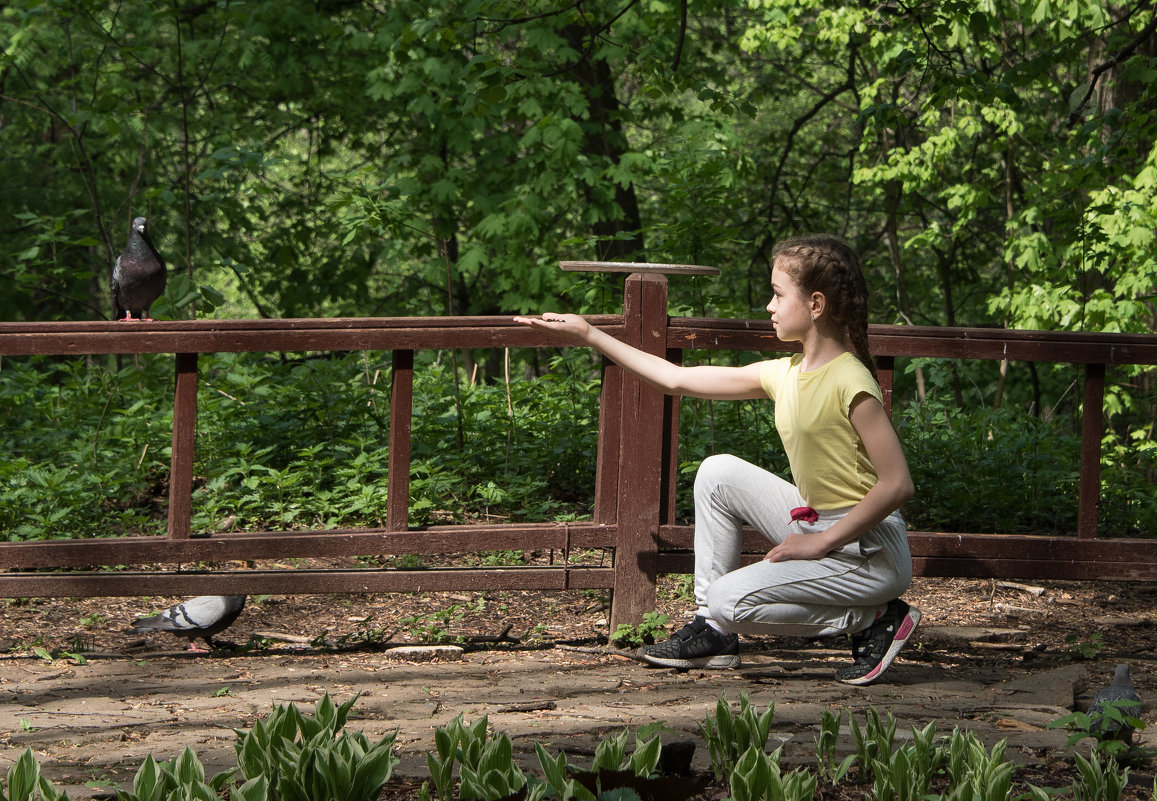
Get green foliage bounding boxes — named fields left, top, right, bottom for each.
left=610, top=611, right=670, bottom=648
left=233, top=692, right=398, bottom=801
left=1099, top=427, right=1157, bottom=536
left=897, top=396, right=1083, bottom=535
left=423, top=717, right=670, bottom=801
left=813, top=709, right=855, bottom=785
left=425, top=714, right=532, bottom=801
left=399, top=604, right=469, bottom=645
left=5, top=348, right=1153, bottom=549
left=1071, top=749, right=1130, bottom=801
left=114, top=748, right=236, bottom=801
left=727, top=746, right=816, bottom=801
left=1047, top=699, right=1146, bottom=763
left=869, top=722, right=943, bottom=801
left=590, top=729, right=662, bottom=778
left=940, top=731, right=1015, bottom=801
left=697, top=693, right=774, bottom=782
left=0, top=748, right=69, bottom=801
left=3, top=0, right=1156, bottom=573
left=1063, top=632, right=1106, bottom=662
left=3, top=695, right=1153, bottom=801
left=847, top=707, right=897, bottom=786
left=0, top=351, right=599, bottom=539
left=3, top=0, right=1154, bottom=360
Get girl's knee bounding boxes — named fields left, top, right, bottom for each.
left=694, top=453, right=744, bottom=489
left=705, top=582, right=739, bottom=628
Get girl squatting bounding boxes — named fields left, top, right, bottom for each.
left=515, top=234, right=919, bottom=685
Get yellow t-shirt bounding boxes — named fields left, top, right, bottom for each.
left=758, top=351, right=882, bottom=509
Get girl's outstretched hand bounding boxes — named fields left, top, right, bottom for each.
left=512, top=313, right=592, bottom=341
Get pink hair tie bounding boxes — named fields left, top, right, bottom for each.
left=790, top=506, right=819, bottom=524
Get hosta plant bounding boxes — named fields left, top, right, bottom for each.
left=1, top=748, right=69, bottom=801
left=814, top=708, right=854, bottom=785
left=233, top=693, right=397, bottom=801
left=114, top=748, right=236, bottom=801
left=698, top=693, right=774, bottom=782
left=848, top=706, right=897, bottom=785
left=727, top=745, right=816, bottom=801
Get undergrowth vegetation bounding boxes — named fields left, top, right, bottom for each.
left=1, top=351, right=1154, bottom=541
left=0, top=692, right=1149, bottom=801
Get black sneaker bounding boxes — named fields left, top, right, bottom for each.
left=836, top=599, right=921, bottom=686
left=637, top=615, right=740, bottom=669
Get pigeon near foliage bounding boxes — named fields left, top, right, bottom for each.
left=1089, top=663, right=1142, bottom=742
left=111, top=216, right=166, bottom=321
left=129, top=595, right=247, bottom=652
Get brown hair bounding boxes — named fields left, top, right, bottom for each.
left=771, top=234, right=877, bottom=382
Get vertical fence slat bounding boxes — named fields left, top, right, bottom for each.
left=661, top=349, right=682, bottom=526
left=1077, top=361, right=1106, bottom=540
left=609, top=274, right=668, bottom=629
left=388, top=349, right=415, bottom=532
left=594, top=361, right=623, bottom=526
left=877, top=354, right=895, bottom=416
left=167, top=353, right=198, bottom=540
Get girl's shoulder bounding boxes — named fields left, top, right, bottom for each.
left=826, top=353, right=882, bottom=404
left=757, top=353, right=799, bottom=399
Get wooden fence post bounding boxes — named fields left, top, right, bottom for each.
left=609, top=273, right=669, bottom=629
left=594, top=362, right=623, bottom=526
left=388, top=349, right=415, bottom=532
left=1077, top=361, right=1105, bottom=540
left=168, top=353, right=197, bottom=540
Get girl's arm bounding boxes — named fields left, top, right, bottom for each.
left=765, top=392, right=914, bottom=562
left=513, top=313, right=767, bottom=400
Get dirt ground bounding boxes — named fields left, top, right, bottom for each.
left=2, top=574, right=1156, bottom=799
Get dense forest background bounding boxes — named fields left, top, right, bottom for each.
left=1, top=0, right=1154, bottom=540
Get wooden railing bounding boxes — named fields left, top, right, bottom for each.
left=2, top=270, right=1156, bottom=627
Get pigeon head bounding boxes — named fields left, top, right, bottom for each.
left=133, top=217, right=148, bottom=235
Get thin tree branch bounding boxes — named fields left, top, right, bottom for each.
left=1067, top=6, right=1157, bottom=126
left=755, top=35, right=859, bottom=265
left=671, top=0, right=687, bottom=73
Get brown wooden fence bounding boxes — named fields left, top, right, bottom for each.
left=2, top=270, right=1156, bottom=627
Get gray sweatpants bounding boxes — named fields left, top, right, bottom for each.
left=694, top=454, right=913, bottom=638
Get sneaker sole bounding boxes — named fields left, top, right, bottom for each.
left=638, top=652, right=741, bottom=670
left=837, top=606, right=922, bottom=686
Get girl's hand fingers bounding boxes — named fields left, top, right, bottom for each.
left=512, top=314, right=589, bottom=339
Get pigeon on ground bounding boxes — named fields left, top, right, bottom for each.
left=111, top=216, right=166, bottom=321
left=129, top=595, right=246, bottom=652
left=1089, top=663, right=1142, bottom=742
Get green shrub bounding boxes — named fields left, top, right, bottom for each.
left=233, top=692, right=397, bottom=801
left=897, top=398, right=1082, bottom=534
left=4, top=353, right=1154, bottom=540
left=0, top=747, right=69, bottom=801
left=114, top=748, right=236, bottom=801
left=2, top=696, right=1149, bottom=801
left=698, top=693, right=774, bottom=782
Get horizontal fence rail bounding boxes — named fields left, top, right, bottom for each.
left=2, top=271, right=1156, bottom=626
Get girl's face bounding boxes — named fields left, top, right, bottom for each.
left=766, top=262, right=813, bottom=342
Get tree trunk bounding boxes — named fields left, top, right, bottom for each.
left=563, top=25, right=645, bottom=262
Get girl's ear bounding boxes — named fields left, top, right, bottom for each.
left=809, top=291, right=827, bottom=321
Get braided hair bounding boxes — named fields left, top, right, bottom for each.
left=770, top=234, right=877, bottom=384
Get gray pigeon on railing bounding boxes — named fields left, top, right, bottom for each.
left=130, top=595, right=246, bottom=652
left=1089, top=663, right=1142, bottom=742
left=111, top=216, right=166, bottom=321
